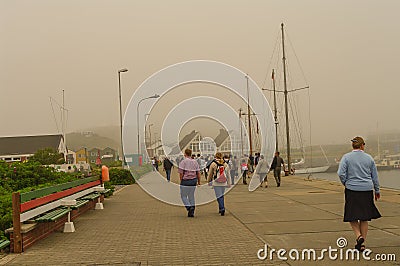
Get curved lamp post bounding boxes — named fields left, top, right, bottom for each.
left=137, top=94, right=160, bottom=158
left=118, top=68, right=128, bottom=166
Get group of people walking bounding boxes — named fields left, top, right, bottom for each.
left=174, top=149, right=287, bottom=217
left=178, top=149, right=231, bottom=217
left=155, top=135, right=382, bottom=253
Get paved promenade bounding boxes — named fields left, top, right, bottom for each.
left=1, top=171, right=399, bottom=265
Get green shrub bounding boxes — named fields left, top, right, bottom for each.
left=109, top=168, right=135, bottom=185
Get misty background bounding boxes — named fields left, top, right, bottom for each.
left=1, top=0, right=400, bottom=151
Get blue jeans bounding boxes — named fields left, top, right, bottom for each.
left=180, top=178, right=198, bottom=211
left=165, top=169, right=171, bottom=182
left=213, top=186, right=226, bottom=211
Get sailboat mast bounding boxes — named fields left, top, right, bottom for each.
left=62, top=89, right=67, bottom=160
left=272, top=69, right=279, bottom=152
left=246, top=75, right=253, bottom=156
left=239, top=108, right=244, bottom=156
left=281, top=23, right=291, bottom=173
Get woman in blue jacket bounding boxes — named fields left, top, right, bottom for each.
left=338, top=136, right=381, bottom=252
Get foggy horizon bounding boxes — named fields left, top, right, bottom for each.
left=1, top=1, right=400, bottom=146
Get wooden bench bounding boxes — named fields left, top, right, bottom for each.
left=0, top=239, right=10, bottom=250
left=8, top=176, right=106, bottom=253
left=35, top=208, right=71, bottom=223
left=80, top=193, right=101, bottom=201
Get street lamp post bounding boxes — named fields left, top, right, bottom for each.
left=137, top=94, right=160, bottom=159
left=118, top=68, right=128, bottom=167
left=144, top=114, right=150, bottom=146
left=153, top=132, right=158, bottom=158
left=148, top=123, right=154, bottom=156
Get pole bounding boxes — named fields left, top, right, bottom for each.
left=118, top=71, right=124, bottom=166
left=272, top=69, right=279, bottom=153
left=137, top=102, right=140, bottom=157
left=239, top=108, right=244, bottom=156
left=118, top=72, right=123, bottom=164
left=153, top=132, right=157, bottom=157
left=62, top=89, right=67, bottom=162
left=246, top=75, right=253, bottom=156
left=12, top=192, right=22, bottom=253
left=136, top=94, right=160, bottom=159
left=281, top=23, right=291, bottom=173
left=118, top=69, right=128, bottom=166
left=149, top=124, right=153, bottom=156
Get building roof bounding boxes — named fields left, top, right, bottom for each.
left=214, top=129, right=229, bottom=147
left=169, top=130, right=199, bottom=155
left=0, top=134, right=63, bottom=156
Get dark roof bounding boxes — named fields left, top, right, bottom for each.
left=214, top=129, right=229, bottom=147
left=0, top=134, right=63, bottom=156
left=169, top=130, right=198, bottom=155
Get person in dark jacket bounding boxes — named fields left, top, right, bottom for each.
left=270, top=152, right=284, bottom=187
left=163, top=157, right=173, bottom=182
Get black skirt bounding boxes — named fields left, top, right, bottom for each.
left=344, top=188, right=381, bottom=222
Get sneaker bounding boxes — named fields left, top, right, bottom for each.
left=277, top=183, right=280, bottom=187
left=220, top=210, right=225, bottom=216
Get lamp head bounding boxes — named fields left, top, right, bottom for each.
left=118, top=68, right=128, bottom=73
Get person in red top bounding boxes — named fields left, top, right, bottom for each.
left=178, top=149, right=200, bottom=217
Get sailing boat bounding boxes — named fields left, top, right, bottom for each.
left=268, top=23, right=329, bottom=175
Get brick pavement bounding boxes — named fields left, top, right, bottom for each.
left=2, top=170, right=399, bottom=265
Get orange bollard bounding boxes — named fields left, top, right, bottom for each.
left=101, top=165, right=109, bottom=182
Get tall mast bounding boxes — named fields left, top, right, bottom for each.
left=239, top=108, right=244, bottom=156
left=62, top=89, right=67, bottom=159
left=246, top=75, right=253, bottom=156
left=281, top=23, right=291, bottom=173
left=272, top=69, right=279, bottom=152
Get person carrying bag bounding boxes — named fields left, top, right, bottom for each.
left=207, top=153, right=231, bottom=216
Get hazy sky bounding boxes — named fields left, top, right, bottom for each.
left=1, top=0, right=399, bottom=145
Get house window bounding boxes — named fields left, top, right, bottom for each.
left=190, top=143, right=199, bottom=152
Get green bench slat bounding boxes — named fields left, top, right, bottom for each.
left=36, top=199, right=90, bottom=222
left=69, top=199, right=89, bottom=210
left=100, top=189, right=111, bottom=194
left=49, top=209, right=70, bottom=221
left=80, top=193, right=100, bottom=201
left=0, top=239, right=10, bottom=249
left=36, top=208, right=65, bottom=222
left=36, top=208, right=70, bottom=222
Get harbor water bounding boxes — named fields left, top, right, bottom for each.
left=298, top=169, right=400, bottom=190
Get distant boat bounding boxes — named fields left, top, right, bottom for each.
left=375, top=157, right=400, bottom=170
left=291, top=146, right=330, bottom=175
left=294, top=165, right=330, bottom=174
